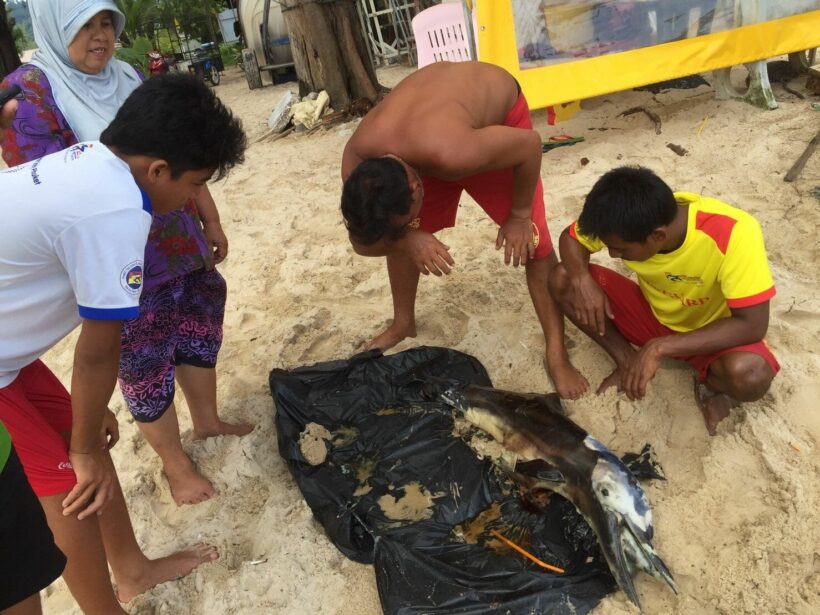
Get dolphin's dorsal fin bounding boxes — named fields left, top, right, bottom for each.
left=515, top=394, right=567, bottom=419
left=514, top=459, right=565, bottom=485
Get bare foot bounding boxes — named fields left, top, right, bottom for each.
left=116, top=543, right=218, bottom=603
left=193, top=420, right=254, bottom=440
left=545, top=353, right=589, bottom=400
left=596, top=368, right=622, bottom=395
left=694, top=379, right=739, bottom=435
left=364, top=320, right=416, bottom=352
left=164, top=458, right=216, bottom=506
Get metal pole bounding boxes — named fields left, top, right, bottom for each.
left=261, top=0, right=272, bottom=64
left=356, top=0, right=377, bottom=68
left=462, top=0, right=476, bottom=60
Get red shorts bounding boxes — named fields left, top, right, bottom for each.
left=589, top=265, right=780, bottom=380
left=0, top=360, right=76, bottom=497
left=417, top=92, right=554, bottom=260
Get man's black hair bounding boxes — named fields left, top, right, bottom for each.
left=100, top=74, right=246, bottom=181
left=578, top=166, right=677, bottom=242
left=341, top=157, right=413, bottom=245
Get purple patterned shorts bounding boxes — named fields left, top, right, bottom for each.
left=118, top=268, right=226, bottom=422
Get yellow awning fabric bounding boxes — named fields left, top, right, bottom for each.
left=476, top=4, right=820, bottom=110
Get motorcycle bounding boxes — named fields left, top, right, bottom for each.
left=146, top=50, right=175, bottom=77
left=188, top=43, right=223, bottom=86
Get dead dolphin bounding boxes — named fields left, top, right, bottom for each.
left=436, top=383, right=677, bottom=609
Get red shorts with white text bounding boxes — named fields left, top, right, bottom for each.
left=0, top=360, right=76, bottom=497
left=416, top=92, right=554, bottom=260
left=589, top=265, right=780, bottom=380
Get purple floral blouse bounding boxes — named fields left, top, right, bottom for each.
left=1, top=64, right=213, bottom=291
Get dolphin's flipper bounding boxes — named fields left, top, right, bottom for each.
left=622, top=443, right=667, bottom=481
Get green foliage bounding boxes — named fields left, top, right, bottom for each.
left=113, top=0, right=161, bottom=44
left=219, top=42, right=241, bottom=67
left=154, top=29, right=176, bottom=56
left=110, top=0, right=232, bottom=52
left=158, top=0, right=226, bottom=43
left=114, top=35, right=153, bottom=76
left=8, top=0, right=34, bottom=44
left=13, top=25, right=32, bottom=54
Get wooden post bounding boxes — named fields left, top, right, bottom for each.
left=242, top=48, right=263, bottom=90
left=784, top=129, right=820, bottom=183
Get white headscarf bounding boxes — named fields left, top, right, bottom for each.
left=29, top=0, right=142, bottom=141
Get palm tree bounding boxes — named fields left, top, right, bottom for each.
left=113, top=0, right=160, bottom=45
left=158, top=0, right=222, bottom=41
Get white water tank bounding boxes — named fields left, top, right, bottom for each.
left=237, top=0, right=293, bottom=66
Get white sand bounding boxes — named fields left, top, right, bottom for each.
left=36, top=64, right=819, bottom=614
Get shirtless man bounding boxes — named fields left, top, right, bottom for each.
left=341, top=61, right=587, bottom=399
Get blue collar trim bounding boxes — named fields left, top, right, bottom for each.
left=140, top=187, right=153, bottom=213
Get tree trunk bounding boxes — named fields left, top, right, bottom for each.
left=281, top=0, right=380, bottom=109
left=0, top=0, right=21, bottom=79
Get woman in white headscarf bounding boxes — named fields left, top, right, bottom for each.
left=0, top=2, right=222, bottom=613
left=1, top=0, right=141, bottom=162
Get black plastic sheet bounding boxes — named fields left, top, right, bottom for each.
left=270, top=347, right=620, bottom=614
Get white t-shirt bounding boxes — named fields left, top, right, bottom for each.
left=0, top=142, right=152, bottom=387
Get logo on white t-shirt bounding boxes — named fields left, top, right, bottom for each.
left=65, top=143, right=94, bottom=161
left=120, top=261, right=144, bottom=295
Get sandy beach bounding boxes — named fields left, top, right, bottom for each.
left=34, top=63, right=820, bottom=614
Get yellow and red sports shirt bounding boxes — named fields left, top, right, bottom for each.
left=569, top=192, right=775, bottom=332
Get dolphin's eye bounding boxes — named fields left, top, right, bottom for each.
left=601, top=488, right=609, bottom=497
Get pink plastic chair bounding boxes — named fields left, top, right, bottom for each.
left=412, top=3, right=474, bottom=68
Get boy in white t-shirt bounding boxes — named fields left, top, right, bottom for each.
left=0, top=91, right=67, bottom=615
left=0, top=75, right=246, bottom=613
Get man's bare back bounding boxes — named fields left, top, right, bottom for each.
left=342, top=62, right=519, bottom=178
left=339, top=61, right=590, bottom=400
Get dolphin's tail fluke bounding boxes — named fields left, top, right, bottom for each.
left=395, top=358, right=463, bottom=401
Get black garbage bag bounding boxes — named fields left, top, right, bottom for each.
left=270, top=346, right=658, bottom=614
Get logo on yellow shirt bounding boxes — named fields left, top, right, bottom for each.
left=665, top=272, right=703, bottom=286
left=647, top=280, right=710, bottom=307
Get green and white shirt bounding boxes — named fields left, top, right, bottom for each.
left=0, top=422, right=10, bottom=472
